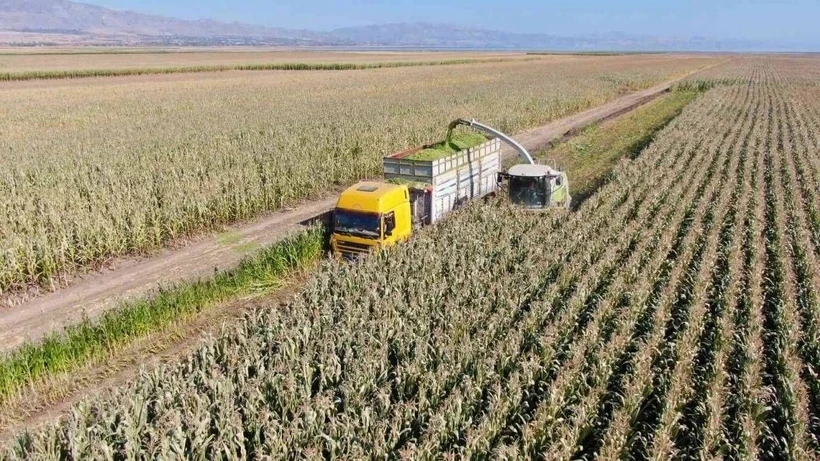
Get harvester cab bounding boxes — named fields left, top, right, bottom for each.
left=503, top=164, right=570, bottom=209
left=446, top=119, right=571, bottom=210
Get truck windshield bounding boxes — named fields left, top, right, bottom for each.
left=510, top=176, right=548, bottom=208
left=334, top=210, right=381, bottom=239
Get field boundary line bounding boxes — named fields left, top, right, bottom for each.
left=0, top=56, right=539, bottom=82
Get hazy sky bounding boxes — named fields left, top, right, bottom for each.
left=83, top=0, right=817, bottom=43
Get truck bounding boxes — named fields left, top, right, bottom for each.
left=330, top=119, right=570, bottom=260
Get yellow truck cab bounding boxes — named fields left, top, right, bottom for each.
left=331, top=182, right=413, bottom=260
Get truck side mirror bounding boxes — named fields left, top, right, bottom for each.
left=384, top=213, right=396, bottom=236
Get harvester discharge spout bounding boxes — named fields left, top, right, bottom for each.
left=446, top=118, right=536, bottom=165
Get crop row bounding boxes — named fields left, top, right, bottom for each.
left=720, top=81, right=768, bottom=461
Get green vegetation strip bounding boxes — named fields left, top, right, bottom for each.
left=0, top=57, right=535, bottom=82
left=527, top=51, right=664, bottom=56
left=537, top=89, right=700, bottom=204
left=0, top=226, right=325, bottom=402
left=407, top=132, right=488, bottom=161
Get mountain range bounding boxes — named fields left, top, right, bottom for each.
left=0, top=0, right=811, bottom=51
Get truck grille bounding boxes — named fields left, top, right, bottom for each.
left=336, top=241, right=374, bottom=260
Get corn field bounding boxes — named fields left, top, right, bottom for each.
left=4, top=56, right=820, bottom=459
left=0, top=54, right=716, bottom=297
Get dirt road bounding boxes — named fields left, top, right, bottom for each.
left=0, top=73, right=702, bottom=354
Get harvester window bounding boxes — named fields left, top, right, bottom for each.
left=509, top=176, right=548, bottom=208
